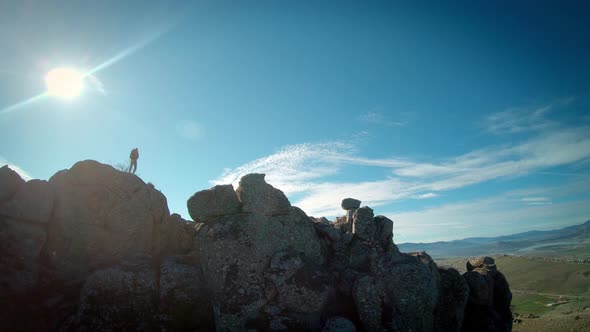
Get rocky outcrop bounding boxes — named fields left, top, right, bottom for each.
left=0, top=160, right=512, bottom=332
left=0, top=165, right=25, bottom=202
left=462, top=256, right=513, bottom=332
left=45, top=160, right=169, bottom=282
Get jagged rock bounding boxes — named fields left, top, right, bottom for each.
left=67, top=257, right=158, bottom=331
left=236, top=173, right=291, bottom=216
left=193, top=205, right=324, bottom=330
left=322, top=316, right=356, bottom=332
left=312, top=217, right=342, bottom=243
left=160, top=213, right=196, bottom=255
left=0, top=179, right=54, bottom=223
left=0, top=165, right=25, bottom=203
left=435, top=266, right=469, bottom=332
left=341, top=198, right=361, bottom=210
left=45, top=160, right=169, bottom=282
left=351, top=207, right=394, bottom=250
left=463, top=256, right=512, bottom=332
left=187, top=184, right=241, bottom=222
left=159, top=256, right=215, bottom=331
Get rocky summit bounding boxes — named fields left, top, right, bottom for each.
left=0, top=160, right=512, bottom=331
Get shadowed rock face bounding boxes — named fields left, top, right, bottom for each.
left=462, top=256, right=513, bottom=332
left=0, top=165, right=25, bottom=202
left=0, top=160, right=512, bottom=332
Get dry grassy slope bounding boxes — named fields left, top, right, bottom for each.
left=435, top=255, right=590, bottom=332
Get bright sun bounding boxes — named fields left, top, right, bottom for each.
left=45, top=67, right=84, bottom=100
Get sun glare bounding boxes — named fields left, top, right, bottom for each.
left=45, top=67, right=84, bottom=100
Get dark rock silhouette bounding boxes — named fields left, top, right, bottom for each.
left=0, top=160, right=513, bottom=331
left=462, top=256, right=513, bottom=332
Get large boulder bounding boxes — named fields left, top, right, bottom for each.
left=0, top=179, right=54, bottom=223
left=236, top=173, right=291, bottom=216
left=187, top=184, right=241, bottom=222
left=0, top=165, right=25, bottom=203
left=44, top=160, right=169, bottom=282
left=341, top=198, right=361, bottom=210
left=352, top=207, right=393, bottom=248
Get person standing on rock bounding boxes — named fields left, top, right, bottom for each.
left=127, top=148, right=139, bottom=174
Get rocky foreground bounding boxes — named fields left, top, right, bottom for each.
left=0, top=161, right=512, bottom=331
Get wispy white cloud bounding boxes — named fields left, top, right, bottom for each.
left=484, top=98, right=572, bottom=134
left=359, top=111, right=406, bottom=127
left=415, top=193, right=438, bottom=199
left=0, top=156, right=32, bottom=181
left=391, top=190, right=589, bottom=243
left=212, top=102, right=590, bottom=237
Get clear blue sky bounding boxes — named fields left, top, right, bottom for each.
left=1, top=1, right=589, bottom=242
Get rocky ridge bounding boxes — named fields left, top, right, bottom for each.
left=0, top=161, right=512, bottom=331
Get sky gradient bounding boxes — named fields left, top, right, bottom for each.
left=1, top=1, right=589, bottom=243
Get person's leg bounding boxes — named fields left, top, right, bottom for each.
left=127, top=159, right=132, bottom=172
left=132, top=160, right=137, bottom=174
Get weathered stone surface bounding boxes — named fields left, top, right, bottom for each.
left=67, top=257, right=158, bottom=331
left=45, top=160, right=169, bottom=282
left=159, top=256, right=215, bottom=331
left=351, top=208, right=393, bottom=249
left=187, top=184, right=241, bottom=222
left=351, top=206, right=374, bottom=239
left=353, top=254, right=440, bottom=331
left=0, top=165, right=25, bottom=203
left=435, top=266, right=469, bottom=332
left=193, top=206, right=324, bottom=330
left=236, top=173, right=291, bottom=216
left=341, top=198, right=361, bottom=210
left=322, top=316, right=356, bottom=332
left=0, top=179, right=54, bottom=223
left=160, top=213, right=196, bottom=255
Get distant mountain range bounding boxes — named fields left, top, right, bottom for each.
left=398, top=220, right=590, bottom=259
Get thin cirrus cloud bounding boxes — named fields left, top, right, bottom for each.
left=212, top=103, right=590, bottom=234
left=358, top=111, right=407, bottom=127
left=213, top=125, right=590, bottom=217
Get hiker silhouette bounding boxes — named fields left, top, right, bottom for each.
left=128, top=148, right=139, bottom=174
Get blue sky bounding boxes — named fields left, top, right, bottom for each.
left=1, top=1, right=589, bottom=243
